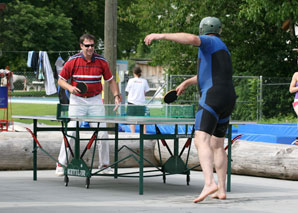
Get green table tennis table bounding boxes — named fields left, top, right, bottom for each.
left=13, top=104, right=245, bottom=195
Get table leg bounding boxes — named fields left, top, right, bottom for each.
left=227, top=124, right=232, bottom=192
left=33, top=119, right=37, bottom=181
left=139, top=124, right=144, bottom=195
left=75, top=121, right=80, bottom=160
left=173, top=125, right=178, bottom=156
left=114, top=123, right=118, bottom=179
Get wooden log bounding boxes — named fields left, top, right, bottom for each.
left=153, top=139, right=298, bottom=180
left=231, top=140, right=298, bottom=180
left=3, top=128, right=298, bottom=180
left=0, top=131, right=157, bottom=170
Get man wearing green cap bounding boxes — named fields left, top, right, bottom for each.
left=144, top=17, right=236, bottom=203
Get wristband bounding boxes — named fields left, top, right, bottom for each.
left=114, top=94, right=120, bottom=98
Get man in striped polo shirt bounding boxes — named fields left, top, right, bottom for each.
left=56, top=33, right=121, bottom=176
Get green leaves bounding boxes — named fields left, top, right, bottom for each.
left=122, top=0, right=298, bottom=120
left=0, top=1, right=76, bottom=72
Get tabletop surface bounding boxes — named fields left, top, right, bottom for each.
left=13, top=104, right=257, bottom=125
left=13, top=114, right=256, bottom=125
left=13, top=115, right=195, bottom=125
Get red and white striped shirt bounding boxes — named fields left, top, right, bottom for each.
left=59, top=52, right=113, bottom=97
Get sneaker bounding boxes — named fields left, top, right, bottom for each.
left=55, top=164, right=64, bottom=176
left=98, top=165, right=113, bottom=174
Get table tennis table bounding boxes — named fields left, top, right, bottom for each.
left=13, top=104, right=245, bottom=195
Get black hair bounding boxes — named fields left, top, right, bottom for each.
left=80, top=34, right=96, bottom=43
left=133, top=66, right=142, bottom=77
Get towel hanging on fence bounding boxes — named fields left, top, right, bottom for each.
left=42, top=51, right=57, bottom=95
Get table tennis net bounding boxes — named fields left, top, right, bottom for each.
left=57, top=104, right=195, bottom=119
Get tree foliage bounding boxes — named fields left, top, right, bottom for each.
left=122, top=0, right=298, bottom=119
left=0, top=0, right=142, bottom=71
left=125, top=0, right=202, bottom=75
left=125, top=0, right=298, bottom=78
left=0, top=0, right=76, bottom=72
left=235, top=0, right=298, bottom=77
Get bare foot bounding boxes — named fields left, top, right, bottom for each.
left=193, top=184, right=218, bottom=203
left=211, top=191, right=226, bottom=200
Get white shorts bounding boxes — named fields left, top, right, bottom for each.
left=69, top=94, right=105, bottom=117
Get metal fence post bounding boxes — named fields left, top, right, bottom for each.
left=259, top=75, right=263, bottom=121
left=166, top=74, right=173, bottom=92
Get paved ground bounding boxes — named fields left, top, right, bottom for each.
left=0, top=168, right=297, bottom=213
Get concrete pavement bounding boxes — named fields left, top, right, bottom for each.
left=0, top=168, right=297, bottom=213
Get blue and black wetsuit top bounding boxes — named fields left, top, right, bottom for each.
left=195, top=35, right=236, bottom=137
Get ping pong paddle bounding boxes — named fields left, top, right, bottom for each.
left=76, top=82, right=88, bottom=94
left=163, top=89, right=178, bottom=104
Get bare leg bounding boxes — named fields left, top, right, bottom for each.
left=130, top=124, right=135, bottom=133
left=193, top=131, right=218, bottom=203
left=130, top=125, right=146, bottom=133
left=210, top=135, right=227, bottom=200
left=294, top=105, right=298, bottom=117
left=294, top=106, right=298, bottom=128
left=294, top=106, right=298, bottom=144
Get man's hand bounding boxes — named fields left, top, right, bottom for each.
left=176, top=75, right=197, bottom=96
left=176, top=82, right=187, bottom=96
left=144, top=33, right=164, bottom=46
left=69, top=86, right=80, bottom=94
left=113, top=95, right=122, bottom=111
left=58, top=78, right=80, bottom=94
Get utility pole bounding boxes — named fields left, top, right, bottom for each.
left=104, top=0, right=117, bottom=105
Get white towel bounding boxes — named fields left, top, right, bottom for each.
left=42, top=51, right=57, bottom=95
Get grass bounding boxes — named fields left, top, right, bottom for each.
left=7, top=103, right=59, bottom=125
left=8, top=104, right=181, bottom=125
left=10, top=90, right=58, bottom=97
left=3, top=103, right=297, bottom=126
left=8, top=103, right=166, bottom=125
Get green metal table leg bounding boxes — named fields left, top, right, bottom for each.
left=33, top=119, right=37, bottom=181
left=163, top=124, right=188, bottom=175
left=114, top=123, right=118, bottom=179
left=75, top=121, right=80, bottom=160
left=66, top=121, right=92, bottom=178
left=174, top=125, right=178, bottom=156
left=227, top=124, right=232, bottom=192
left=139, top=124, right=144, bottom=195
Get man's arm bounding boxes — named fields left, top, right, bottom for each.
left=144, top=33, right=201, bottom=46
left=58, top=78, right=80, bottom=94
left=176, top=75, right=197, bottom=96
left=108, top=79, right=122, bottom=105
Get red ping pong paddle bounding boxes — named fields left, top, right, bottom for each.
left=163, top=89, right=178, bottom=104
left=76, top=82, right=88, bottom=94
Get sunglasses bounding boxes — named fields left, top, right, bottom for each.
left=82, top=43, right=95, bottom=48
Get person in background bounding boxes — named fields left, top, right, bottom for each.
left=55, top=33, right=121, bottom=176
left=144, top=16, right=236, bottom=202
left=125, top=66, right=150, bottom=133
left=289, top=71, right=298, bottom=145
